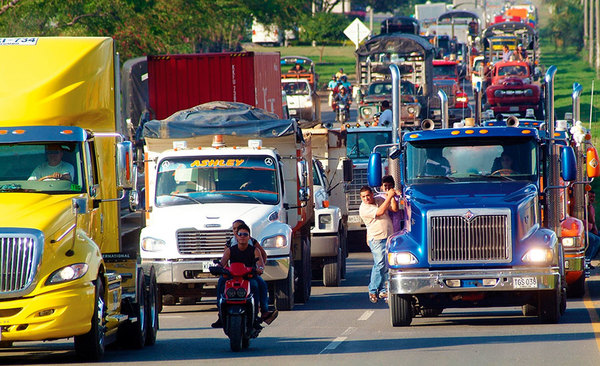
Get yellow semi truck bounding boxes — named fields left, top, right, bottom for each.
left=0, top=37, right=158, bottom=360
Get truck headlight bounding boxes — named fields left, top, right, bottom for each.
left=318, top=214, right=332, bottom=230
left=522, top=248, right=553, bottom=263
left=305, top=99, right=313, bottom=107
left=142, top=237, right=166, bottom=252
left=407, top=106, right=416, bottom=114
left=262, top=235, right=287, bottom=248
left=494, top=90, right=504, bottom=97
left=46, top=263, right=88, bottom=285
left=388, top=252, right=418, bottom=265
left=524, top=89, right=534, bottom=96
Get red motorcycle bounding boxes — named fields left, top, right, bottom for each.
left=210, top=262, right=261, bottom=351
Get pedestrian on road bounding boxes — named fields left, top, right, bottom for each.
left=359, top=185, right=395, bottom=303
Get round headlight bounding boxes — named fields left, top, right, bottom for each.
left=236, top=288, right=247, bottom=298
left=525, top=89, right=534, bottom=96
left=226, top=288, right=237, bottom=298
left=494, top=90, right=504, bottom=97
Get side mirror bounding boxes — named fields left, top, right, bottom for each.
left=587, top=147, right=600, bottom=178
left=560, top=146, right=577, bottom=182
left=116, top=141, right=134, bottom=189
left=367, top=152, right=382, bottom=188
left=72, top=197, right=88, bottom=215
left=342, top=158, right=353, bottom=182
left=297, top=160, right=308, bottom=188
left=298, top=187, right=310, bottom=202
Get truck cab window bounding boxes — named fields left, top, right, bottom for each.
left=0, top=143, right=84, bottom=193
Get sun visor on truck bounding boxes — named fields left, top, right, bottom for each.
left=141, top=101, right=297, bottom=139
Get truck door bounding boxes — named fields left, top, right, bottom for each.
left=84, top=140, right=104, bottom=248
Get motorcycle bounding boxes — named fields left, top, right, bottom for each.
left=335, top=102, right=350, bottom=123
left=210, top=263, right=261, bottom=351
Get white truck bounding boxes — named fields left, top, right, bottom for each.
left=139, top=102, right=314, bottom=310
left=304, top=128, right=354, bottom=286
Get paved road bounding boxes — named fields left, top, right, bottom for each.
left=3, top=253, right=600, bottom=365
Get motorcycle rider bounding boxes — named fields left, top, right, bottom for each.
left=334, top=86, right=352, bottom=121
left=327, top=75, right=338, bottom=107
left=214, top=223, right=278, bottom=326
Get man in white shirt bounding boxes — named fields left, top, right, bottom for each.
left=29, top=144, right=74, bottom=181
left=359, top=185, right=396, bottom=303
left=378, top=100, right=393, bottom=126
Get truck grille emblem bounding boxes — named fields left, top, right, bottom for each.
left=464, top=210, right=475, bottom=221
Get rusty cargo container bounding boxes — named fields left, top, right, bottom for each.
left=147, top=52, right=283, bottom=120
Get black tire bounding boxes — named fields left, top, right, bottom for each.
left=145, top=267, right=159, bottom=346
left=340, top=224, right=348, bottom=280
left=522, top=304, right=537, bottom=316
left=274, top=265, right=294, bottom=311
left=568, top=273, right=586, bottom=298
left=538, top=288, right=561, bottom=324
left=228, top=315, right=243, bottom=352
left=242, top=336, right=250, bottom=349
left=294, top=236, right=311, bottom=304
left=75, top=278, right=106, bottom=361
left=323, top=249, right=341, bottom=287
left=0, top=341, right=13, bottom=348
left=118, top=269, right=147, bottom=349
left=389, top=294, right=412, bottom=327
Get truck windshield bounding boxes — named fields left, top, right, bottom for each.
left=347, top=131, right=392, bottom=160
left=0, top=143, right=85, bottom=193
left=433, top=65, right=457, bottom=78
left=155, top=155, right=279, bottom=207
left=405, top=137, right=537, bottom=184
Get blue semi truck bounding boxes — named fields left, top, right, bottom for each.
left=368, top=65, right=592, bottom=326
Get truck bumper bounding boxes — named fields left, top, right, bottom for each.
left=311, top=233, right=339, bottom=257
left=142, top=256, right=291, bottom=284
left=0, top=282, right=95, bottom=341
left=389, top=267, right=560, bottom=295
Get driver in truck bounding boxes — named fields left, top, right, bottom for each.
left=28, top=144, right=74, bottom=181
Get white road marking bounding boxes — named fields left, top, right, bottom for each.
left=358, top=310, right=374, bottom=321
left=319, top=327, right=356, bottom=354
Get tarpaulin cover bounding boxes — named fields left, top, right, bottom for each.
left=356, top=33, right=435, bottom=57
left=483, top=21, right=536, bottom=39
left=438, top=10, right=480, bottom=22
left=142, top=101, right=297, bottom=139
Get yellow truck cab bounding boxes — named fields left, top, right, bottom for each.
left=0, top=37, right=158, bottom=360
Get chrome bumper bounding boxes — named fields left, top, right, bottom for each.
left=142, top=256, right=291, bottom=285
left=389, top=267, right=560, bottom=295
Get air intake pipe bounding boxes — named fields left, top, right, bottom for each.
left=438, top=89, right=449, bottom=129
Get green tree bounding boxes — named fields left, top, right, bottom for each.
left=299, top=12, right=348, bottom=62
left=543, top=0, right=583, bottom=52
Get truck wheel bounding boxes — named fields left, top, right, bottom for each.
left=568, top=273, right=585, bottom=298
left=274, top=265, right=294, bottom=311
left=294, top=236, right=311, bottom=303
left=340, top=225, right=348, bottom=279
left=522, top=304, right=537, bottom=316
left=75, top=278, right=106, bottom=361
left=389, top=294, right=412, bottom=327
left=145, top=267, right=159, bottom=346
left=323, top=248, right=341, bottom=287
left=119, top=268, right=147, bottom=349
left=538, top=288, right=561, bottom=324
left=228, top=315, right=244, bottom=352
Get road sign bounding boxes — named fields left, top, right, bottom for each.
left=343, top=18, right=371, bottom=49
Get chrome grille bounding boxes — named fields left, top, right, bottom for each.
left=177, top=230, right=234, bottom=255
left=347, top=167, right=368, bottom=210
left=0, top=235, right=39, bottom=293
left=430, top=84, right=456, bottom=108
left=429, top=214, right=510, bottom=263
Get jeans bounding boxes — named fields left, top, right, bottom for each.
left=368, top=238, right=389, bottom=294
left=586, top=232, right=600, bottom=260
left=217, top=275, right=268, bottom=313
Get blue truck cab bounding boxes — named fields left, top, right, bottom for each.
left=368, top=124, right=578, bottom=326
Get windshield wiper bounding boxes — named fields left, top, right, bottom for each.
left=169, top=193, right=203, bottom=204
left=417, top=175, right=456, bottom=182
left=219, top=192, right=265, bottom=204
left=469, top=174, right=514, bottom=181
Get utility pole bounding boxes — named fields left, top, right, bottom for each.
left=585, top=0, right=589, bottom=49
left=590, top=0, right=595, bottom=66
left=596, top=0, right=600, bottom=74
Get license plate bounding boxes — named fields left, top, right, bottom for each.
left=509, top=106, right=519, bottom=112
left=513, top=277, right=537, bottom=288
left=348, top=215, right=361, bottom=223
left=201, top=261, right=213, bottom=272
left=289, top=109, right=297, bottom=115
left=433, top=110, right=441, bottom=116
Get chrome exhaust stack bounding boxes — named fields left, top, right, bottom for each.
left=438, top=89, right=449, bottom=129
left=389, top=64, right=402, bottom=189
left=572, top=82, right=583, bottom=122
left=544, top=65, right=561, bottom=236
left=474, top=81, right=482, bottom=125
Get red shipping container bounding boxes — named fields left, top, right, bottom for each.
left=148, top=52, right=284, bottom=120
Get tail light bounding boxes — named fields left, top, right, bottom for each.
left=456, top=92, right=469, bottom=108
